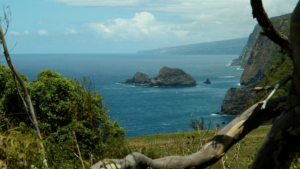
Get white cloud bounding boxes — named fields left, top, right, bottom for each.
left=57, top=0, right=298, bottom=47
left=89, top=12, right=158, bottom=40
left=88, top=11, right=250, bottom=44
left=38, top=30, right=49, bottom=36
left=56, top=0, right=298, bottom=42
left=8, top=31, right=20, bottom=35
left=64, top=28, right=78, bottom=35
left=23, top=31, right=29, bottom=35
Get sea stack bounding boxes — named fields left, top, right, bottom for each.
left=124, top=66, right=196, bottom=87
left=204, top=78, right=211, bottom=84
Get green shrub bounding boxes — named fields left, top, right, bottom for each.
left=0, top=65, right=126, bottom=164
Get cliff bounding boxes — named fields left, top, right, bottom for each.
left=124, top=66, right=197, bottom=87
left=137, top=37, right=248, bottom=55
left=219, top=13, right=292, bottom=115
left=217, top=86, right=255, bottom=115
left=231, top=24, right=261, bottom=68
left=240, top=14, right=291, bottom=85
left=231, top=13, right=291, bottom=69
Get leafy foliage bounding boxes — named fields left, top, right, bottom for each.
left=0, top=65, right=126, bottom=165
left=0, top=121, right=47, bottom=168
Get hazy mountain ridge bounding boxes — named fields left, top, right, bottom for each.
left=137, top=37, right=248, bottom=55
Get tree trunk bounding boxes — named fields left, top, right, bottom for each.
left=250, top=1, right=300, bottom=168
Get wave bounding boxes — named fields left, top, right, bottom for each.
left=226, top=63, right=231, bottom=66
left=220, top=76, right=234, bottom=78
left=162, top=123, right=170, bottom=126
left=237, top=68, right=244, bottom=70
left=237, top=83, right=241, bottom=86
left=212, top=113, right=237, bottom=117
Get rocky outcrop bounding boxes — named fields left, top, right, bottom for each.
left=124, top=66, right=196, bottom=87
left=126, top=72, right=152, bottom=84
left=217, top=87, right=255, bottom=115
left=204, top=78, right=211, bottom=84
left=240, top=14, right=291, bottom=85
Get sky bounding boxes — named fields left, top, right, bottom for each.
left=0, top=0, right=299, bottom=54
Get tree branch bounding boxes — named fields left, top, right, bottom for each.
left=92, top=95, right=287, bottom=169
left=251, top=72, right=292, bottom=91
left=251, top=72, right=292, bottom=109
left=12, top=75, right=34, bottom=123
left=251, top=0, right=293, bottom=58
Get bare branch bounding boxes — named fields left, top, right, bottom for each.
left=4, top=112, right=26, bottom=116
left=73, top=131, right=86, bottom=169
left=12, top=75, right=34, bottom=123
left=92, top=95, right=287, bottom=169
left=260, top=83, right=279, bottom=109
left=251, top=72, right=292, bottom=91
left=251, top=72, right=292, bottom=109
left=9, top=41, right=17, bottom=52
left=0, top=5, right=11, bottom=36
left=251, top=0, right=292, bottom=58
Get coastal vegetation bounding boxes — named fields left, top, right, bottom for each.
left=0, top=64, right=126, bottom=168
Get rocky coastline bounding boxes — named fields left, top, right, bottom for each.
left=216, top=86, right=255, bottom=115
left=217, top=13, right=292, bottom=116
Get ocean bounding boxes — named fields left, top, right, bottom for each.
left=5, top=53, right=243, bottom=137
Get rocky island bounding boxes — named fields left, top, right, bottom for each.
left=124, top=66, right=197, bottom=87
left=204, top=78, right=211, bottom=84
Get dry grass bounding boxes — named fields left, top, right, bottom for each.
left=125, top=125, right=272, bottom=168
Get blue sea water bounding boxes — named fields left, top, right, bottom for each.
left=4, top=53, right=243, bottom=137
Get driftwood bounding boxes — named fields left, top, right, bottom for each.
left=92, top=0, right=300, bottom=168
